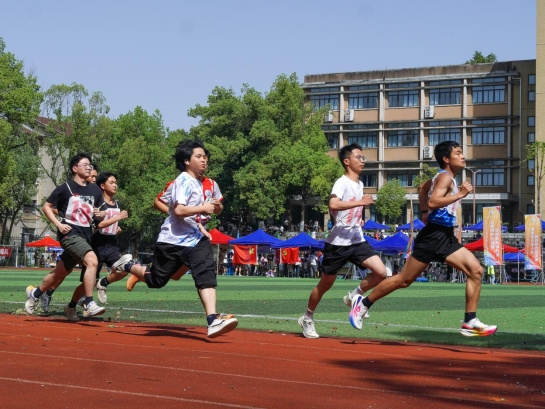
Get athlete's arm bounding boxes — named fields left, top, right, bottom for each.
left=329, top=194, right=374, bottom=211
left=428, top=173, right=472, bottom=210
left=153, top=197, right=169, bottom=214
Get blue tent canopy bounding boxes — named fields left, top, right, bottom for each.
left=514, top=219, right=545, bottom=231
left=372, top=232, right=409, bottom=253
left=362, top=219, right=390, bottom=230
left=228, top=229, right=281, bottom=246
left=271, top=232, right=324, bottom=249
left=465, top=220, right=508, bottom=232
left=363, top=235, right=380, bottom=247
left=504, top=252, right=525, bottom=263
left=395, top=218, right=426, bottom=231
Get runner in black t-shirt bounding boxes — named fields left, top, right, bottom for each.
left=24, top=153, right=121, bottom=320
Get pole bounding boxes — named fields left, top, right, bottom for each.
left=467, top=168, right=482, bottom=224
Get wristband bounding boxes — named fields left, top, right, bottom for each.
left=421, top=210, right=428, bottom=213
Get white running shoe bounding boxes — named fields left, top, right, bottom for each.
left=343, top=291, right=370, bottom=318
left=207, top=314, right=238, bottom=338
left=349, top=295, right=368, bottom=330
left=25, top=285, right=38, bottom=315
left=460, top=318, right=498, bottom=337
left=96, top=280, right=107, bottom=303
left=298, top=315, right=319, bottom=339
left=82, top=300, right=106, bottom=318
left=64, top=305, right=79, bottom=322
left=112, top=254, right=132, bottom=272
left=41, top=292, right=52, bottom=312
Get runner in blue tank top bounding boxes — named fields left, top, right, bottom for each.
left=350, top=141, right=498, bottom=337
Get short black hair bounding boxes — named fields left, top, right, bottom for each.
left=68, top=153, right=92, bottom=176
left=338, top=143, right=362, bottom=166
left=173, top=139, right=210, bottom=172
left=434, top=141, right=460, bottom=168
left=96, top=172, right=117, bottom=187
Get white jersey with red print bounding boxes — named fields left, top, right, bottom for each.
left=326, top=175, right=365, bottom=246
left=97, top=201, right=121, bottom=236
left=156, top=177, right=222, bottom=226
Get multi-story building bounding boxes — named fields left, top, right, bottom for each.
left=302, top=60, right=536, bottom=228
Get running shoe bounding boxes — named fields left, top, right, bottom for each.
left=349, top=295, right=368, bottom=330
left=459, top=318, right=498, bottom=337
left=112, top=254, right=132, bottom=272
left=297, top=315, right=319, bottom=339
left=343, top=291, right=370, bottom=318
left=76, top=295, right=85, bottom=307
left=207, top=314, right=238, bottom=338
left=126, top=273, right=142, bottom=291
left=96, top=280, right=107, bottom=303
left=82, top=300, right=106, bottom=318
left=41, top=292, right=52, bottom=312
left=64, top=305, right=79, bottom=322
left=25, top=285, right=38, bottom=315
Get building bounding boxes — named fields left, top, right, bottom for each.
left=302, top=60, right=536, bottom=228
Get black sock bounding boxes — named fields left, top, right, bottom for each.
left=464, top=312, right=476, bottom=323
left=207, top=314, right=218, bottom=325
left=69, top=300, right=77, bottom=308
left=362, top=296, right=374, bottom=308
left=123, top=262, right=134, bottom=273
left=84, top=296, right=93, bottom=307
left=100, top=277, right=109, bottom=287
left=33, top=287, right=44, bottom=298
left=46, top=288, right=55, bottom=296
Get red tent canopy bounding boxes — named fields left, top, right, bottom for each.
left=463, top=238, right=519, bottom=253
left=25, top=236, right=61, bottom=248
left=209, top=229, right=234, bottom=245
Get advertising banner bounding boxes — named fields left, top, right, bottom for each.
left=524, top=214, right=542, bottom=270
left=483, top=206, right=503, bottom=266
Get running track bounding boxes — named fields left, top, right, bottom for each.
left=1, top=314, right=544, bottom=409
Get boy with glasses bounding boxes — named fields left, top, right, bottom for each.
left=298, top=143, right=387, bottom=339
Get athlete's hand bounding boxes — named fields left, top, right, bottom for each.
left=360, top=194, right=374, bottom=206
left=57, top=223, right=72, bottom=235
left=459, top=181, right=473, bottom=198
left=201, top=202, right=215, bottom=215
left=118, top=210, right=129, bottom=220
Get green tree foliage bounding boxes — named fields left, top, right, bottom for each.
left=413, top=163, right=439, bottom=188
left=40, top=83, right=113, bottom=185
left=465, top=51, right=497, bottom=64
left=525, top=142, right=545, bottom=215
left=188, top=74, right=340, bottom=225
left=0, top=37, right=43, bottom=243
left=375, top=179, right=406, bottom=223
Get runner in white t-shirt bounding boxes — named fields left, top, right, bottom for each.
left=298, top=143, right=388, bottom=339
left=122, top=139, right=237, bottom=339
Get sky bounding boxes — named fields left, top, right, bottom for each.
left=2, top=0, right=537, bottom=132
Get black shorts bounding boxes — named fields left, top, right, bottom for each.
left=79, top=240, right=121, bottom=282
left=411, top=222, right=463, bottom=264
left=321, top=241, right=377, bottom=275
left=146, top=237, right=217, bottom=290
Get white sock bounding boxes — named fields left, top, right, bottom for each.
left=304, top=308, right=314, bottom=321
left=350, top=286, right=363, bottom=299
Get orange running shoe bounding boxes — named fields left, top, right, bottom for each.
left=126, top=274, right=142, bottom=291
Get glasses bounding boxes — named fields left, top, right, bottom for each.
left=350, top=155, right=366, bottom=162
left=78, top=163, right=93, bottom=169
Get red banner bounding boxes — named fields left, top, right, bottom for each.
left=233, top=245, right=257, bottom=265
left=483, top=206, right=502, bottom=266
left=279, top=248, right=299, bottom=264
left=524, top=215, right=542, bottom=270
left=0, top=247, right=12, bottom=257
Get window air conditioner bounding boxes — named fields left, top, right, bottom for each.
left=325, top=110, right=333, bottom=122
left=424, top=105, right=435, bottom=119
left=345, top=109, right=354, bottom=122
left=423, top=146, right=433, bottom=159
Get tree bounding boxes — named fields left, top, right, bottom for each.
left=413, top=163, right=439, bottom=188
left=374, top=179, right=407, bottom=223
left=465, top=51, right=497, bottom=65
left=524, top=142, right=545, bottom=215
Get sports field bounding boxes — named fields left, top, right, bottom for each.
left=1, top=268, right=544, bottom=350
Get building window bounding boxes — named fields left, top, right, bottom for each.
left=528, top=116, right=535, bottom=127
left=348, top=132, right=377, bottom=148
left=310, top=87, right=339, bottom=110
left=325, top=134, right=338, bottom=149
left=387, top=122, right=418, bottom=147
left=347, top=85, right=379, bottom=109
left=428, top=121, right=461, bottom=145
left=429, top=80, right=461, bottom=105
left=527, top=159, right=535, bottom=170
left=476, top=167, right=505, bottom=186
left=528, top=132, right=535, bottom=143
left=527, top=203, right=535, bottom=214
left=529, top=90, right=536, bottom=102
left=361, top=173, right=377, bottom=187
left=387, top=82, right=419, bottom=107
left=528, top=175, right=535, bottom=186
left=472, top=77, right=505, bottom=103
left=386, top=172, right=418, bottom=187
left=471, top=119, right=505, bottom=144
left=528, top=74, right=536, bottom=85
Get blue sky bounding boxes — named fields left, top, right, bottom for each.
left=2, top=0, right=536, bottom=132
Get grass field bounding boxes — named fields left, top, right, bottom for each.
left=1, top=268, right=544, bottom=350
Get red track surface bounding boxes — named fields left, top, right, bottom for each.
left=1, top=314, right=544, bottom=409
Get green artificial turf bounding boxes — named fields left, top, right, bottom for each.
left=1, top=268, right=544, bottom=350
